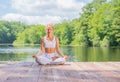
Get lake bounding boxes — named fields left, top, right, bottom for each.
left=0, top=45, right=120, bottom=62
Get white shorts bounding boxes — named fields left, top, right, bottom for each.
left=36, top=53, right=66, bottom=65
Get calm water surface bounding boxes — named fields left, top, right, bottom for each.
left=0, top=45, right=120, bottom=62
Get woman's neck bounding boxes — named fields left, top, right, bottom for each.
left=47, top=34, right=54, bottom=39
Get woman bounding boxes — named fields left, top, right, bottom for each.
left=32, top=24, right=68, bottom=65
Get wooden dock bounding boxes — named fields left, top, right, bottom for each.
left=0, top=62, right=120, bottom=82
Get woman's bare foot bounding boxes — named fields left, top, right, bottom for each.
left=52, top=56, right=59, bottom=61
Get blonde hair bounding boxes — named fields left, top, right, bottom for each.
left=46, top=23, right=54, bottom=29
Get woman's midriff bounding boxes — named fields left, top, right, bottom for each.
left=45, top=48, right=55, bottom=53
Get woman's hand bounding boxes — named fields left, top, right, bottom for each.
left=64, top=56, right=69, bottom=60
left=32, top=54, right=37, bottom=58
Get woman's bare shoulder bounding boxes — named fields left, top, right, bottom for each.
left=40, top=37, right=45, bottom=42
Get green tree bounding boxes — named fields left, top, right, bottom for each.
left=13, top=25, right=45, bottom=44
left=54, top=21, right=74, bottom=45
left=0, top=21, right=27, bottom=43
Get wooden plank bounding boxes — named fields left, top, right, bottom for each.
left=65, top=62, right=88, bottom=82
left=4, top=62, right=40, bottom=82
left=107, top=62, right=120, bottom=69
left=38, top=64, right=55, bottom=82
left=3, top=62, right=33, bottom=82
left=51, top=62, right=73, bottom=82
left=93, top=62, right=119, bottom=82
left=15, top=62, right=41, bottom=82
left=0, top=62, right=20, bottom=82
left=74, top=62, right=102, bottom=82
left=0, top=62, right=120, bottom=82
left=90, top=62, right=120, bottom=82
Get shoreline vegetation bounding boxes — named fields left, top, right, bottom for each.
left=0, top=44, right=120, bottom=48
left=0, top=0, right=120, bottom=47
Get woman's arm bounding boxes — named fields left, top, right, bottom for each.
left=32, top=38, right=45, bottom=58
left=56, top=37, right=68, bottom=59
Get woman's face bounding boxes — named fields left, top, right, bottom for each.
left=46, top=26, right=54, bottom=35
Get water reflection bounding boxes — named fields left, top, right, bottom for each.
left=0, top=45, right=120, bottom=62
left=61, top=46, right=120, bottom=62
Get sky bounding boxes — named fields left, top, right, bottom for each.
left=0, top=0, right=92, bottom=25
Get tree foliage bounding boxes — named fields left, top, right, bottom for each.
left=13, top=25, right=45, bottom=44
left=0, top=21, right=28, bottom=43
left=0, top=0, right=119, bottom=46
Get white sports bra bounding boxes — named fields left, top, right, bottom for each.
left=44, top=36, right=56, bottom=48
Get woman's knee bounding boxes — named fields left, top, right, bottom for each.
left=35, top=58, right=42, bottom=64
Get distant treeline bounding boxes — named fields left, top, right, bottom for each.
left=0, top=0, right=120, bottom=47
